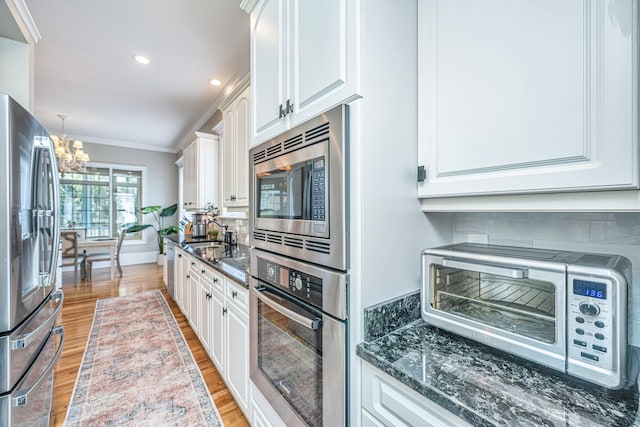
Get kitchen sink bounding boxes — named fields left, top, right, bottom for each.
left=185, top=241, right=223, bottom=249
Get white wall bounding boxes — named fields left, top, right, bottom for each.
left=83, top=142, right=179, bottom=260
left=452, top=212, right=640, bottom=347
left=0, top=37, right=29, bottom=110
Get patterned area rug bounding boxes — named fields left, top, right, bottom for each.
left=64, top=290, right=222, bottom=426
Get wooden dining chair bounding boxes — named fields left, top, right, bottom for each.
left=85, top=231, right=126, bottom=281
left=60, top=231, right=86, bottom=283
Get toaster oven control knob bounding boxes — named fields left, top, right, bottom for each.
left=579, top=302, right=600, bottom=317
left=294, top=276, right=303, bottom=290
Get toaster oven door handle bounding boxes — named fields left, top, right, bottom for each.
left=442, top=258, right=528, bottom=279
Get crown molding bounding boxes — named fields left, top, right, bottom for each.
left=173, top=60, right=250, bottom=152
left=70, top=133, right=177, bottom=154
left=218, top=73, right=251, bottom=111
left=239, top=0, right=259, bottom=14
left=6, top=0, right=41, bottom=43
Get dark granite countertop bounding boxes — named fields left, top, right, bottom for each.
left=357, top=320, right=640, bottom=426
left=165, top=234, right=249, bottom=288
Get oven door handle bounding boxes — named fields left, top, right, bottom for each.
left=442, top=258, right=528, bottom=279
left=253, top=286, right=323, bottom=331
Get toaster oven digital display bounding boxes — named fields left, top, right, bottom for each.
left=573, top=279, right=606, bottom=299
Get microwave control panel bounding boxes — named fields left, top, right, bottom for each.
left=567, top=275, right=616, bottom=374
left=311, top=156, right=326, bottom=221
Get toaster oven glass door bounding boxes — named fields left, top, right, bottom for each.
left=430, top=264, right=558, bottom=344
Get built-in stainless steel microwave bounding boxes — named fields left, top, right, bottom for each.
left=422, top=243, right=637, bottom=389
left=249, top=105, right=348, bottom=271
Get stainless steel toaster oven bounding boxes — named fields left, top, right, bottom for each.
left=421, top=243, right=635, bottom=389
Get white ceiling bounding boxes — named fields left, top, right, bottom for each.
left=24, top=0, right=250, bottom=153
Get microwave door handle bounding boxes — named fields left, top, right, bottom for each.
left=442, top=258, right=528, bottom=279
left=253, top=286, right=322, bottom=331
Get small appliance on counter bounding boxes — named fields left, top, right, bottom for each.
left=421, top=243, right=637, bottom=389
left=191, top=212, right=208, bottom=238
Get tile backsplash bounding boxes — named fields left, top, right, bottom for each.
left=452, top=212, right=640, bottom=347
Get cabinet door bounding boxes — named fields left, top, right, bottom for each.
left=361, top=362, right=472, bottom=427
left=417, top=0, right=638, bottom=198
left=210, top=288, right=226, bottom=374
left=188, top=272, right=200, bottom=335
left=226, top=300, right=249, bottom=414
left=233, top=87, right=250, bottom=206
left=289, top=0, right=358, bottom=127
left=182, top=142, right=197, bottom=209
left=251, top=0, right=289, bottom=144
left=199, top=280, right=211, bottom=353
left=174, top=249, right=184, bottom=309
left=222, top=105, right=236, bottom=207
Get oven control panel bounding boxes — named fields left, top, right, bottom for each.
left=256, top=258, right=323, bottom=309
left=288, top=268, right=322, bottom=308
left=567, top=276, right=615, bottom=373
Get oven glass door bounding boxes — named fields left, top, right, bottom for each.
left=252, top=281, right=324, bottom=427
left=430, top=262, right=558, bottom=344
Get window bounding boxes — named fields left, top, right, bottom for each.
left=60, top=164, right=145, bottom=239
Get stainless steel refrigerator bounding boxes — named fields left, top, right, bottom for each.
left=0, top=94, right=64, bottom=426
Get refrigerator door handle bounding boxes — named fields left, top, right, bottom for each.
left=12, top=325, right=64, bottom=407
left=34, top=142, right=61, bottom=287
left=11, top=291, right=63, bottom=350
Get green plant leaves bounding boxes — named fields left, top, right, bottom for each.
left=159, top=203, right=178, bottom=217
left=125, top=224, right=153, bottom=233
left=139, top=205, right=162, bottom=214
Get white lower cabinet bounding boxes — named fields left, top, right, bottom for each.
left=188, top=260, right=201, bottom=336
left=176, top=254, right=250, bottom=419
left=224, top=281, right=249, bottom=413
left=174, top=247, right=185, bottom=311
left=210, top=286, right=225, bottom=371
left=361, top=362, right=472, bottom=427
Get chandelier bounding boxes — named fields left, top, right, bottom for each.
left=51, top=114, right=90, bottom=176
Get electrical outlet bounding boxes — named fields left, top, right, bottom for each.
left=467, top=234, right=488, bottom=244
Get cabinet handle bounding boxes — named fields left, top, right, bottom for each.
left=279, top=104, right=285, bottom=119
left=232, top=290, right=237, bottom=298
left=201, top=269, right=205, bottom=274
left=178, top=254, right=182, bottom=258
left=187, top=275, right=190, bottom=279
left=223, top=307, right=227, bottom=316
left=191, top=262, right=196, bottom=266
left=213, top=278, right=218, bottom=283
left=285, top=99, right=294, bottom=115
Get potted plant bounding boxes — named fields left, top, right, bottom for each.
left=125, top=203, right=181, bottom=263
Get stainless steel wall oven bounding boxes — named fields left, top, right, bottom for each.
left=250, top=248, right=348, bottom=427
left=249, top=105, right=348, bottom=271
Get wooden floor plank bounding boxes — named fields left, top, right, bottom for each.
left=50, top=263, right=249, bottom=426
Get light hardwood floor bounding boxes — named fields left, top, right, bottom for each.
left=51, top=263, right=250, bottom=427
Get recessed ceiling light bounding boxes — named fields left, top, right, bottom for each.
left=209, top=79, right=222, bottom=86
left=132, top=54, right=150, bottom=65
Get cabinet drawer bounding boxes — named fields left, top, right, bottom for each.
left=226, top=281, right=248, bottom=312
left=361, top=362, right=471, bottom=427
left=188, top=256, right=200, bottom=274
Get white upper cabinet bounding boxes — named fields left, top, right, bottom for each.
left=222, top=85, right=250, bottom=208
left=417, top=0, right=638, bottom=201
left=250, top=0, right=359, bottom=146
left=182, top=132, right=219, bottom=211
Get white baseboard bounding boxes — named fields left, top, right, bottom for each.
left=60, top=251, right=159, bottom=272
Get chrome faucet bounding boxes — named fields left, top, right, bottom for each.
left=208, top=218, right=228, bottom=233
